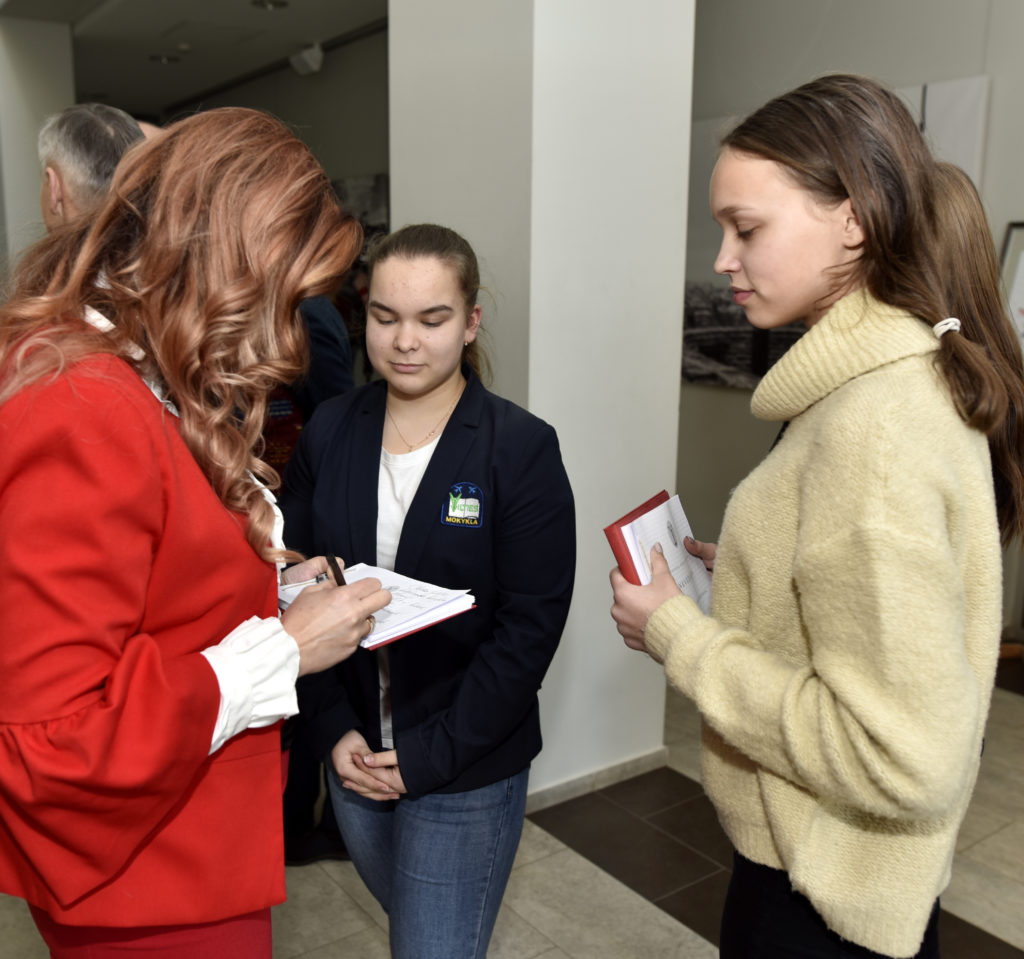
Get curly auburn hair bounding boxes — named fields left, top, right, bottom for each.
left=0, top=107, right=362, bottom=560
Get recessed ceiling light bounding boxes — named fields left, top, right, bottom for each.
left=251, top=0, right=289, bottom=10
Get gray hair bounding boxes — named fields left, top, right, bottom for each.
left=38, top=103, right=144, bottom=210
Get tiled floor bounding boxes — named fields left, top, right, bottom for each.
left=2, top=668, right=1023, bottom=958
left=647, top=671, right=1024, bottom=959
left=0, top=820, right=717, bottom=959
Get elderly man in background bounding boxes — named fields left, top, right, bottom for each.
left=38, top=103, right=143, bottom=231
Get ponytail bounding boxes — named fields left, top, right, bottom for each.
left=932, top=162, right=1024, bottom=542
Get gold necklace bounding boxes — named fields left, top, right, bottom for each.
left=386, top=392, right=460, bottom=451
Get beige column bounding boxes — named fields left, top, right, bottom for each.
left=389, top=0, right=696, bottom=798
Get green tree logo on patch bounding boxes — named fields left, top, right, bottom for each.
left=443, top=482, right=483, bottom=527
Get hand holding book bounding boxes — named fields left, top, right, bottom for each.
left=280, top=562, right=475, bottom=649
left=604, top=491, right=712, bottom=614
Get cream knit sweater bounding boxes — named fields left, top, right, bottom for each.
left=646, top=291, right=1002, bottom=957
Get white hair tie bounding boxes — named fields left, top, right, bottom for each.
left=933, top=317, right=961, bottom=339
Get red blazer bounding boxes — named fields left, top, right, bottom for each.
left=0, top=354, right=285, bottom=926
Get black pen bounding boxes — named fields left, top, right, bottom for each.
left=326, top=552, right=346, bottom=586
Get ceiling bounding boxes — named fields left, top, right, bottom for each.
left=0, top=0, right=387, bottom=119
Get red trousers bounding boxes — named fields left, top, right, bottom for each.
left=30, top=905, right=272, bottom=958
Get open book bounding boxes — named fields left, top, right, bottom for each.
left=278, top=563, right=475, bottom=649
left=604, top=490, right=712, bottom=613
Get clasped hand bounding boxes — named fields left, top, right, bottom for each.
left=332, top=729, right=405, bottom=801
left=280, top=557, right=391, bottom=677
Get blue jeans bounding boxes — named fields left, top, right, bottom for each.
left=328, top=767, right=529, bottom=959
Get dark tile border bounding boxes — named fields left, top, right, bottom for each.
left=529, top=767, right=1024, bottom=956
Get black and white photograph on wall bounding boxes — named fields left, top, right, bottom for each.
left=681, top=282, right=804, bottom=389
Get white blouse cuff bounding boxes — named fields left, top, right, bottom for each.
left=200, top=616, right=300, bottom=754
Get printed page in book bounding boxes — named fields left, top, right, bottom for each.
left=343, top=563, right=475, bottom=648
left=604, top=490, right=669, bottom=585
left=618, top=495, right=712, bottom=613
left=278, top=562, right=475, bottom=648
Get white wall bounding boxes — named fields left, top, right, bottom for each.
left=982, top=0, right=1024, bottom=629
left=692, top=0, right=989, bottom=125
left=980, top=1, right=1024, bottom=235
left=528, top=0, right=694, bottom=793
left=184, top=30, right=389, bottom=183
left=388, top=1, right=534, bottom=407
left=0, top=16, right=73, bottom=265
left=389, top=0, right=695, bottom=797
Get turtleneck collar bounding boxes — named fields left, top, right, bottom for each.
left=751, top=289, right=939, bottom=422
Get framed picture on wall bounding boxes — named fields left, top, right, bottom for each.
left=1000, top=222, right=1024, bottom=341
left=682, top=282, right=805, bottom=389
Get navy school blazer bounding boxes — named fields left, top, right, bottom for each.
left=279, top=368, right=576, bottom=797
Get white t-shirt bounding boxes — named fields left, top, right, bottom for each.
left=375, top=438, right=440, bottom=748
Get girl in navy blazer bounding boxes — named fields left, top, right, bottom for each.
left=280, top=224, right=576, bottom=959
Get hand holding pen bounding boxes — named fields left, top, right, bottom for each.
left=280, top=553, right=388, bottom=675
left=324, top=553, right=345, bottom=585
left=326, top=553, right=378, bottom=635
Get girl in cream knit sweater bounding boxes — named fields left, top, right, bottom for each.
left=612, top=75, right=1024, bottom=959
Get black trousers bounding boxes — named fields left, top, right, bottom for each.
left=720, top=853, right=941, bottom=959
left=282, top=716, right=338, bottom=837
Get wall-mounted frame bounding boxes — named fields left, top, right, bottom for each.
left=682, top=282, right=805, bottom=389
left=1000, top=222, right=1024, bottom=341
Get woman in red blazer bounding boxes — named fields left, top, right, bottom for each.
left=0, top=109, right=389, bottom=958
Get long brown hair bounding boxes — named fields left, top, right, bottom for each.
left=0, top=107, right=362, bottom=560
left=724, top=75, right=1024, bottom=541
left=933, top=162, right=1024, bottom=539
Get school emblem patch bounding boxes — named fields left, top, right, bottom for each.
left=442, top=482, right=483, bottom=528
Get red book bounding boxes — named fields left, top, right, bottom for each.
left=603, top=490, right=670, bottom=585
left=604, top=490, right=712, bottom=612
